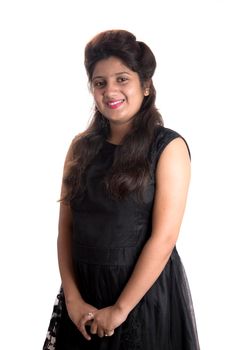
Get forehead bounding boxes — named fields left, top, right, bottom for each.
left=92, top=56, right=134, bottom=78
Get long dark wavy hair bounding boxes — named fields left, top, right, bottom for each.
left=62, top=29, right=163, bottom=202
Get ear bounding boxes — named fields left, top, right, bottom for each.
left=143, top=80, right=151, bottom=96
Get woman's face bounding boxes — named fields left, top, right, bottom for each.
left=91, top=56, right=146, bottom=127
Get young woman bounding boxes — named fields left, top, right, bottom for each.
left=44, top=29, right=200, bottom=349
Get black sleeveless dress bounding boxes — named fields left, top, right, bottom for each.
left=56, top=126, right=200, bottom=350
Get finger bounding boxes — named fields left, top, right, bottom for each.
left=77, top=314, right=94, bottom=341
left=84, top=312, right=94, bottom=321
left=97, top=328, right=104, bottom=338
left=80, top=312, right=95, bottom=327
left=78, top=312, right=94, bottom=339
left=78, top=322, right=91, bottom=341
left=90, top=321, right=98, bottom=334
left=104, top=329, right=115, bottom=337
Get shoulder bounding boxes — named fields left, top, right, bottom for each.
left=150, top=126, right=191, bottom=166
left=153, top=126, right=182, bottom=147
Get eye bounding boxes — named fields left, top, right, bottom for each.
left=93, top=80, right=106, bottom=88
left=117, top=76, right=128, bottom=83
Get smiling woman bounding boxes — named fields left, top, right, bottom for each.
left=43, top=29, right=200, bottom=350
left=91, top=57, right=147, bottom=131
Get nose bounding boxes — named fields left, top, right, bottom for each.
left=103, top=81, right=119, bottom=97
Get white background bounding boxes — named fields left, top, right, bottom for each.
left=0, top=1, right=233, bottom=349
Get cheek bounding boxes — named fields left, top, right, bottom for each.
left=128, top=90, right=144, bottom=106
left=127, top=85, right=144, bottom=99
left=93, top=92, right=102, bottom=106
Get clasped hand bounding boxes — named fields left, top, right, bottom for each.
left=83, top=305, right=127, bottom=339
left=66, top=299, right=128, bottom=341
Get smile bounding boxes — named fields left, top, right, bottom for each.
left=106, top=99, right=125, bottom=109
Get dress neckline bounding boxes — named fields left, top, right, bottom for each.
left=105, top=140, right=120, bottom=147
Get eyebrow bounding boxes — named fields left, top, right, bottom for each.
left=92, top=71, right=131, bottom=81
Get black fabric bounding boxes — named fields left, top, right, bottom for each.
left=56, top=126, right=200, bottom=349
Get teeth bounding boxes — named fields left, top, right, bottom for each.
left=109, top=99, right=124, bottom=106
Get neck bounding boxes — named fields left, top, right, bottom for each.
left=108, top=122, right=132, bottom=144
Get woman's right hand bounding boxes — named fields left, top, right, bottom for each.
left=65, top=297, right=98, bottom=340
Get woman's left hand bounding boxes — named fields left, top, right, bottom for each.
left=89, top=305, right=129, bottom=338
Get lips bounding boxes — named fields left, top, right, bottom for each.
left=106, top=99, right=125, bottom=109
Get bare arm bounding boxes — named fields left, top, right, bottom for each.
left=57, top=202, right=82, bottom=302
left=89, top=137, right=191, bottom=335
left=57, top=142, right=97, bottom=340
left=115, top=137, right=191, bottom=314
left=57, top=143, right=81, bottom=302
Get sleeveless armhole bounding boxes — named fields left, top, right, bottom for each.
left=150, top=126, right=191, bottom=172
